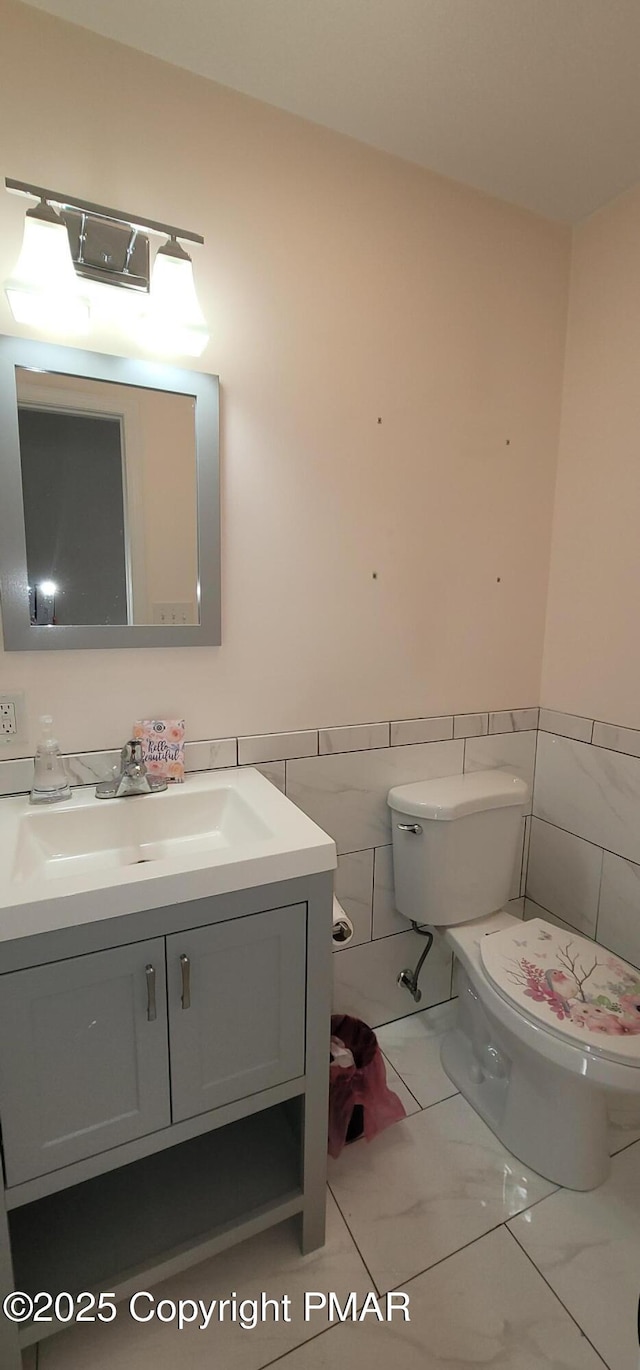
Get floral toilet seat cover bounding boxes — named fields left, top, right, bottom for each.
left=480, top=919, right=640, bottom=1065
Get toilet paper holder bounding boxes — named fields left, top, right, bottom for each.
left=332, top=895, right=354, bottom=947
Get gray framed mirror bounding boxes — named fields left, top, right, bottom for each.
left=0, top=336, right=220, bottom=649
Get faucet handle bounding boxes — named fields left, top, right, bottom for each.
left=121, top=739, right=146, bottom=773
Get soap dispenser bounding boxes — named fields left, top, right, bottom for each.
left=30, top=716, right=71, bottom=805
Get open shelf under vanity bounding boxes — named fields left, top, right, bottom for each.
left=12, top=1101, right=303, bottom=1349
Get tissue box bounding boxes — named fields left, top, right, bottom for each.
left=132, top=719, right=185, bottom=783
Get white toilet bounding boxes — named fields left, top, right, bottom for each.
left=387, top=769, right=640, bottom=1190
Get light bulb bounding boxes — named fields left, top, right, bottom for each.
left=137, top=238, right=209, bottom=357
left=4, top=202, right=89, bottom=333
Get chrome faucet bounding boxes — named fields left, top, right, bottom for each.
left=95, top=739, right=168, bottom=799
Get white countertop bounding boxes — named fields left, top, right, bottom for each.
left=0, top=768, right=336, bottom=944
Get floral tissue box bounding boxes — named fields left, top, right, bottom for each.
left=133, top=719, right=185, bottom=783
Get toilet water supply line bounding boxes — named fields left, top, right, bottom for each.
left=393, top=819, right=435, bottom=1000
left=397, top=924, right=434, bottom=1002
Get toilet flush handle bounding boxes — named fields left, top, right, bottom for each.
left=397, top=822, right=423, bottom=835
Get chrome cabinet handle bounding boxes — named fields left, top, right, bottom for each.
left=180, top=953, right=191, bottom=1010
left=145, top=964, right=157, bottom=1022
left=397, top=822, right=423, bottom=835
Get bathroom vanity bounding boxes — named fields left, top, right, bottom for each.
left=0, top=769, right=335, bottom=1365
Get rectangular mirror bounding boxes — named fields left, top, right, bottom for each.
left=0, top=337, right=220, bottom=649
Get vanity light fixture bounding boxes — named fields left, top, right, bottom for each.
left=4, top=180, right=209, bottom=356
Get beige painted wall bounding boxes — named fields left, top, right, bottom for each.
left=541, top=184, right=640, bottom=729
left=0, top=0, right=570, bottom=755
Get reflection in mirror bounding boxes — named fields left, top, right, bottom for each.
left=16, top=369, right=199, bottom=627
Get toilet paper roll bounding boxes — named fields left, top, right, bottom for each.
left=332, top=894, right=354, bottom=947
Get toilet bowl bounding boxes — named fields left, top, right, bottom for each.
left=387, top=770, right=640, bottom=1190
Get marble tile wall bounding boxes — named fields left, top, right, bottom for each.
left=0, top=705, right=537, bottom=1028
left=12, top=704, right=639, bottom=1007
left=529, top=710, right=640, bottom=969
left=4, top=697, right=638, bottom=1006
left=0, top=708, right=539, bottom=799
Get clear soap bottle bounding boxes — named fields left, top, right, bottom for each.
left=30, top=715, right=71, bottom=805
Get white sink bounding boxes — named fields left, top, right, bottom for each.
left=0, top=768, right=336, bottom=943
left=13, top=783, right=272, bottom=882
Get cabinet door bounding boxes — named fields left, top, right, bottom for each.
left=0, top=939, right=170, bottom=1186
left=168, top=904, right=306, bottom=1123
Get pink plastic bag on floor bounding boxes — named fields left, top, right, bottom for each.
left=328, top=1014, right=406, bottom=1159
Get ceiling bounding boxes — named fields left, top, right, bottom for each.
left=22, top=0, right=640, bottom=222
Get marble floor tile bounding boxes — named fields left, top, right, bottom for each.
left=509, top=1139, right=640, bottom=1370
left=39, top=1193, right=371, bottom=1370
left=376, top=1001, right=459, bottom=1108
left=380, top=1054, right=421, bottom=1118
left=274, top=1226, right=606, bottom=1370
left=608, top=1095, right=640, bottom=1154
left=327, top=1093, right=556, bottom=1292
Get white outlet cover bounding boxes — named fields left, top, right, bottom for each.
left=0, top=693, right=27, bottom=748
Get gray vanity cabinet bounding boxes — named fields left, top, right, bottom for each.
left=167, top=903, right=306, bottom=1122
left=0, top=939, right=170, bottom=1187
left=0, top=871, right=333, bottom=1370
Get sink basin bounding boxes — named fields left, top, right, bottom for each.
left=13, top=784, right=272, bottom=882
left=0, top=768, right=336, bottom=943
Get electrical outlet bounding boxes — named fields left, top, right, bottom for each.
left=0, top=693, right=26, bottom=747
left=0, top=702, right=17, bottom=737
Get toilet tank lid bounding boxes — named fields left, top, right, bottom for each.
left=387, top=770, right=528, bottom=820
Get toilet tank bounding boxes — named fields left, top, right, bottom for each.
left=387, top=770, right=528, bottom=927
